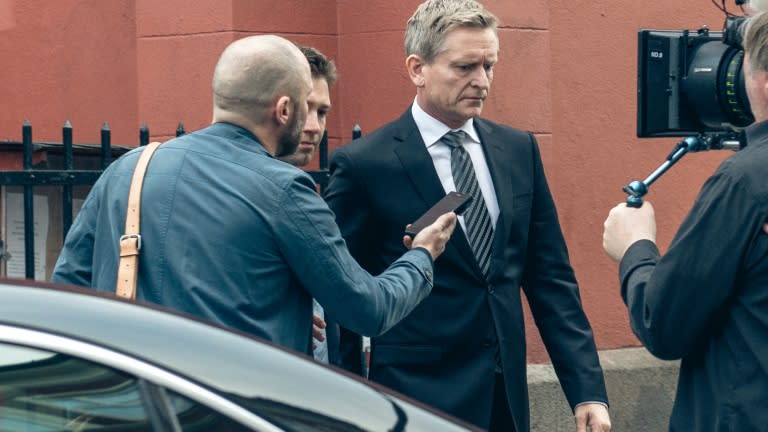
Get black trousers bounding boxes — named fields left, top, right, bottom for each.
left=489, top=372, right=515, bottom=432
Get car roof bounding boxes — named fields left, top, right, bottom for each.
left=0, top=280, right=475, bottom=432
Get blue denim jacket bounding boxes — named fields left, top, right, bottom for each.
left=52, top=122, right=434, bottom=355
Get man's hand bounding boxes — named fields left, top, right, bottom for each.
left=603, top=202, right=657, bottom=262
left=403, top=212, right=457, bottom=261
left=311, top=314, right=326, bottom=350
left=764, top=222, right=768, bottom=234
left=575, top=403, right=611, bottom=432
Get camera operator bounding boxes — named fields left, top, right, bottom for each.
left=602, top=11, right=768, bottom=431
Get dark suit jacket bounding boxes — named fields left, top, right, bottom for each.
left=324, top=109, right=607, bottom=431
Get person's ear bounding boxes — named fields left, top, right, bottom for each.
left=275, top=95, right=292, bottom=126
left=406, top=54, right=426, bottom=87
left=761, top=73, right=768, bottom=100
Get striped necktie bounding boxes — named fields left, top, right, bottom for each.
left=442, top=130, right=493, bottom=279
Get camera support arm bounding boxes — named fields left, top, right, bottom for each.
left=623, top=131, right=745, bottom=207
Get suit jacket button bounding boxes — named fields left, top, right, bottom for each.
left=487, top=284, right=494, bottom=294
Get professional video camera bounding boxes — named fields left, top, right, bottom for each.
left=625, top=0, right=753, bottom=207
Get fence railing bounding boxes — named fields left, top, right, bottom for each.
left=0, top=120, right=350, bottom=279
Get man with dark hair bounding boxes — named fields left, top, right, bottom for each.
left=325, top=1, right=610, bottom=430
left=603, top=11, right=768, bottom=430
left=278, top=44, right=339, bottom=364
left=279, top=45, right=336, bottom=168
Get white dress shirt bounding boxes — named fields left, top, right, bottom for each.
left=411, top=100, right=499, bottom=233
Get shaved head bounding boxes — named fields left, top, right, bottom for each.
left=212, top=35, right=311, bottom=125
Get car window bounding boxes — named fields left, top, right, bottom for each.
left=0, top=343, right=253, bottom=432
left=234, top=397, right=368, bottom=432
left=166, top=390, right=253, bottom=431
left=0, top=343, right=152, bottom=430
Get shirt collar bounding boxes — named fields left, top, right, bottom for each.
left=208, top=121, right=272, bottom=157
left=411, top=98, right=481, bottom=148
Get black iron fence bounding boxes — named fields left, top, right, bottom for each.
left=0, top=120, right=351, bottom=280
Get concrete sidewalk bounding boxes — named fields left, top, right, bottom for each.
left=528, top=347, right=679, bottom=431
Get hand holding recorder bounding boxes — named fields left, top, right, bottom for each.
left=402, top=191, right=469, bottom=261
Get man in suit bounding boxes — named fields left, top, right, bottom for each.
left=324, top=1, right=610, bottom=431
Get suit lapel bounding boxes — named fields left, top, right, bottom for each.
left=391, top=113, right=445, bottom=208
left=392, top=110, right=480, bottom=276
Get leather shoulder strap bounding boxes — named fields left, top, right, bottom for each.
left=115, top=141, right=162, bottom=299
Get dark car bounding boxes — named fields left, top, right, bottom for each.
left=0, top=280, right=478, bottom=432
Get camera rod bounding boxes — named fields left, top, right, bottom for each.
left=624, top=131, right=745, bottom=207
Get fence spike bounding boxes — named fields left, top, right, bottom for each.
left=139, top=123, right=149, bottom=146
left=101, top=122, right=112, bottom=168
left=61, top=121, right=74, bottom=236
left=22, top=120, right=32, bottom=169
left=62, top=120, right=73, bottom=169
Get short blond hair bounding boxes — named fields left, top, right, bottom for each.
left=749, top=0, right=768, bottom=13
left=744, top=11, right=768, bottom=73
left=404, top=0, right=498, bottom=62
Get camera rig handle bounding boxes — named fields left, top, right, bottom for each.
left=624, top=131, right=745, bottom=208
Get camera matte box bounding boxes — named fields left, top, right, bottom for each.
left=637, top=29, right=742, bottom=137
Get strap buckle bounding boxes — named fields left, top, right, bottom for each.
left=119, top=234, right=142, bottom=251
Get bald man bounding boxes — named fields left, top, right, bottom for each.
left=52, top=35, right=457, bottom=356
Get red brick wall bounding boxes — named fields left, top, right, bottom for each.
left=0, top=0, right=138, bottom=144
left=0, top=0, right=734, bottom=362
